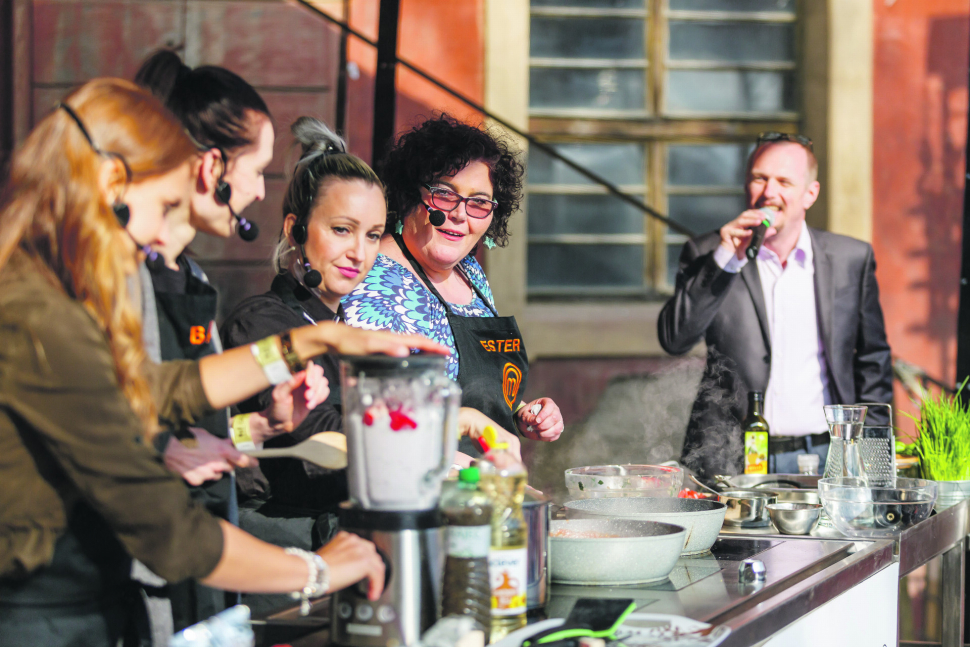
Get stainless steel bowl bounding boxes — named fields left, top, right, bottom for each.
left=767, top=502, right=822, bottom=535
left=774, top=490, right=820, bottom=505
left=718, top=490, right=777, bottom=527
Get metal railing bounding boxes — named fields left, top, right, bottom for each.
left=291, top=0, right=695, bottom=238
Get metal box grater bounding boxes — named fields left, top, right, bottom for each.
left=823, top=403, right=896, bottom=486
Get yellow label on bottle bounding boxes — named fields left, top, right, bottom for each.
left=488, top=547, right=527, bottom=616
left=744, top=431, right=769, bottom=475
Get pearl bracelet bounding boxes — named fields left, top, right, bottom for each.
left=284, top=547, right=330, bottom=615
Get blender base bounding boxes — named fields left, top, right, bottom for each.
left=331, top=505, right=443, bottom=647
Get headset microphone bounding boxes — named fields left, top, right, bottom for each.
left=144, top=247, right=167, bottom=272
left=236, top=215, right=259, bottom=242
left=427, top=205, right=447, bottom=227
left=214, top=157, right=259, bottom=242
left=291, top=223, right=322, bottom=289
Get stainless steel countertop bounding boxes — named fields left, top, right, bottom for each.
left=719, top=495, right=969, bottom=575
left=255, top=498, right=970, bottom=647
left=547, top=534, right=895, bottom=647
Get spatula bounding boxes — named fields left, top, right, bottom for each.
left=242, top=432, right=348, bottom=469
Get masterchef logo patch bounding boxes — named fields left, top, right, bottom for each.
left=503, top=363, right=522, bottom=411
left=479, top=338, right=521, bottom=353
left=189, top=324, right=213, bottom=346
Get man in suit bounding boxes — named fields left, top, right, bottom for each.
left=658, top=133, right=892, bottom=478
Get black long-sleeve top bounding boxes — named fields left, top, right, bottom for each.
left=220, top=272, right=348, bottom=513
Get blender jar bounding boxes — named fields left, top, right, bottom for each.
left=340, top=355, right=460, bottom=511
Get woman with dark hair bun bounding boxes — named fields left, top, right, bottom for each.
left=133, top=49, right=278, bottom=630
left=344, top=115, right=565, bottom=461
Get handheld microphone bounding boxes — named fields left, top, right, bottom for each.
left=746, top=207, right=776, bottom=261
left=427, top=205, right=446, bottom=227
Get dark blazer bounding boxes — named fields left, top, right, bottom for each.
left=657, top=226, right=893, bottom=477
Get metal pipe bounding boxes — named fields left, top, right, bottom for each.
left=941, top=538, right=965, bottom=647
left=334, top=0, right=350, bottom=137
left=289, top=0, right=694, bottom=237
left=371, top=0, right=400, bottom=169
left=0, top=0, right=14, bottom=180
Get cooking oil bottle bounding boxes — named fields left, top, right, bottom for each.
left=742, top=391, right=769, bottom=475
left=477, top=426, right=528, bottom=641
left=440, top=466, right=492, bottom=642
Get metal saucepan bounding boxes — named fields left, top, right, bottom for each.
left=713, top=473, right=820, bottom=490
left=523, top=486, right=550, bottom=609
left=718, top=489, right=778, bottom=527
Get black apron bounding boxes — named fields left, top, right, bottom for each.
left=151, top=258, right=235, bottom=629
left=394, top=235, right=529, bottom=457
left=153, top=262, right=233, bottom=520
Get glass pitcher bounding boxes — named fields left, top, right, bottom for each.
left=823, top=404, right=868, bottom=482
left=340, top=355, right=460, bottom=511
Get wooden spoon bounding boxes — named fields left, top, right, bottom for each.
left=242, top=432, right=348, bottom=470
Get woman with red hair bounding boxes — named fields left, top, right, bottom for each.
left=0, top=78, right=444, bottom=646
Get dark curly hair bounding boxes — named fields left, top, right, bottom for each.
left=381, top=114, right=524, bottom=248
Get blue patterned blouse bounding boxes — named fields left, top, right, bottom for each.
left=342, top=254, right=496, bottom=379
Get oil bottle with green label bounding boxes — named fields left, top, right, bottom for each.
left=743, top=391, right=769, bottom=475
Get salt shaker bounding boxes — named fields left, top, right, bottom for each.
left=797, top=453, right=820, bottom=476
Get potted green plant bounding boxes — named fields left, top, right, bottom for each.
left=906, top=380, right=970, bottom=509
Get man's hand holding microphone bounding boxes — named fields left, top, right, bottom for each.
left=719, top=207, right=778, bottom=261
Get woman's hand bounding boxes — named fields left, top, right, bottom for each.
left=163, top=428, right=254, bottom=486
left=292, top=322, right=450, bottom=360
left=516, top=397, right=564, bottom=442
left=457, top=408, right=522, bottom=460
left=253, top=363, right=329, bottom=444
left=317, top=531, right=386, bottom=601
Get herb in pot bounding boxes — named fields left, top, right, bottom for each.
left=907, top=379, right=970, bottom=481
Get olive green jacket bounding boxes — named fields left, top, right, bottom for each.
left=0, top=253, right=224, bottom=583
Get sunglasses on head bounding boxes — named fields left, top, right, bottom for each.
left=757, top=131, right=814, bottom=152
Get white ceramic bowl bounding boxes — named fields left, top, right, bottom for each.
left=563, top=497, right=725, bottom=555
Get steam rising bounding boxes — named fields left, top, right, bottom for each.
left=680, top=348, right=746, bottom=479
left=523, top=351, right=748, bottom=501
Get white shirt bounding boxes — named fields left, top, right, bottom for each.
left=713, top=222, right=831, bottom=436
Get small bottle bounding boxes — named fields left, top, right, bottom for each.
left=440, top=467, right=493, bottom=643
left=742, top=391, right=770, bottom=475
left=477, top=426, right=529, bottom=642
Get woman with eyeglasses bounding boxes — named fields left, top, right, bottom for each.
left=0, top=78, right=449, bottom=647
left=219, top=118, right=523, bottom=612
left=344, top=115, right=565, bottom=460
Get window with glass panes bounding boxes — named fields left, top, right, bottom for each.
left=526, top=0, right=798, bottom=296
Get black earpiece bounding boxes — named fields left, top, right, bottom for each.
left=291, top=223, right=322, bottom=289
left=213, top=151, right=259, bottom=242
left=427, top=205, right=446, bottom=227
left=113, top=202, right=130, bottom=227
left=215, top=180, right=231, bottom=205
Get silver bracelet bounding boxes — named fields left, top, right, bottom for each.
left=284, top=547, right=331, bottom=615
